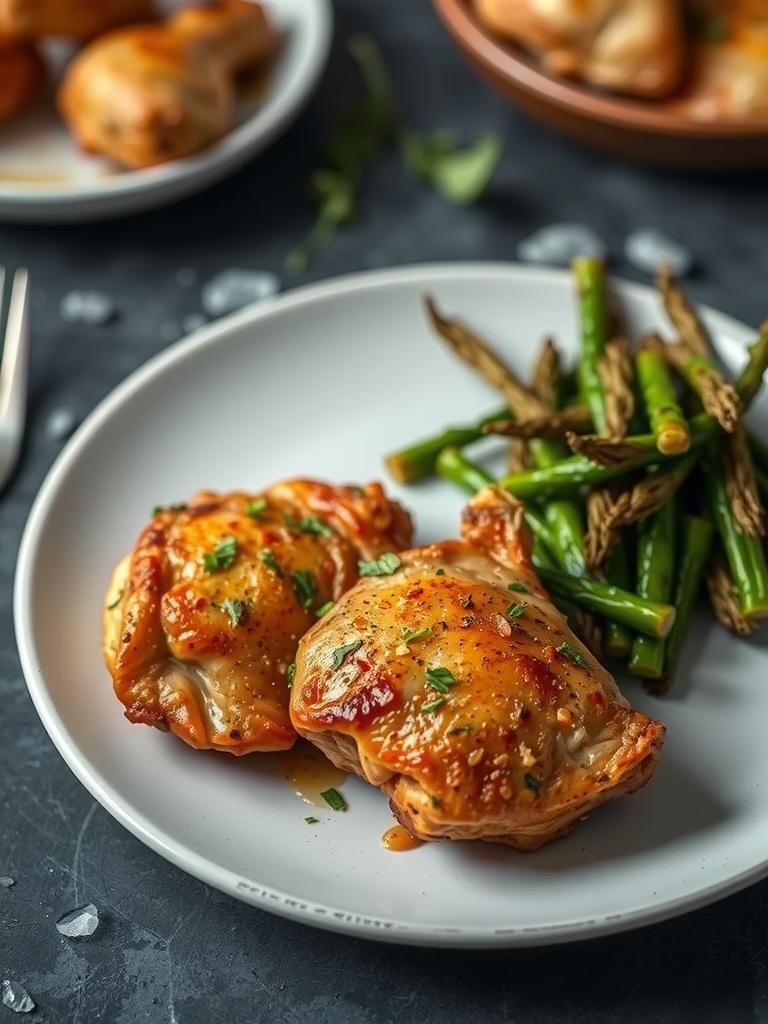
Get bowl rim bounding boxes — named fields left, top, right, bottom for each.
left=432, top=0, right=768, bottom=139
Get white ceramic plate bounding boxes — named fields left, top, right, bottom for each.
left=14, top=263, right=768, bottom=948
left=0, top=0, right=331, bottom=223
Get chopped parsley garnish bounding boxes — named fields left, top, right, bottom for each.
left=435, top=568, right=446, bottom=576
left=430, top=795, right=442, bottom=808
left=203, top=536, right=238, bottom=573
left=331, top=639, right=363, bottom=669
left=422, top=697, right=447, bottom=713
left=523, top=773, right=542, bottom=793
left=403, top=626, right=431, bottom=644
left=505, top=602, right=525, bottom=619
left=259, top=548, right=283, bottom=577
left=358, top=552, right=401, bottom=577
left=556, top=641, right=591, bottom=670
left=286, top=663, right=296, bottom=690
left=152, top=501, right=187, bottom=516
left=450, top=725, right=473, bottom=734
left=106, top=589, right=124, bottom=610
left=320, top=787, right=347, bottom=811
left=291, top=569, right=317, bottom=610
left=220, top=598, right=247, bottom=627
left=508, top=582, right=530, bottom=593
left=305, top=816, right=319, bottom=824
left=316, top=600, right=334, bottom=618
left=285, top=514, right=333, bottom=536
left=246, top=498, right=267, bottom=519
left=425, top=666, right=456, bottom=695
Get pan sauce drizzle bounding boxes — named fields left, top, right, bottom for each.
left=280, top=740, right=347, bottom=807
left=381, top=825, right=423, bottom=852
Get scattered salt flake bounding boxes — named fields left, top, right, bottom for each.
left=2, top=981, right=35, bottom=1014
left=182, top=313, right=207, bottom=334
left=176, top=266, right=197, bottom=287
left=0, top=877, right=14, bottom=888
left=55, top=902, right=100, bottom=938
left=59, top=291, right=116, bottom=326
left=517, top=223, right=607, bottom=266
left=623, top=228, right=693, bottom=277
left=201, top=269, right=280, bottom=317
left=45, top=406, right=78, bottom=441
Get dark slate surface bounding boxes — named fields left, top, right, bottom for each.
left=3, top=1, right=768, bottom=1021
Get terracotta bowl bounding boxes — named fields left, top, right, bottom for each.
left=431, top=0, right=768, bottom=171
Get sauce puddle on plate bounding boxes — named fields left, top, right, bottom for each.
left=381, top=825, right=424, bottom=852
left=279, top=739, right=347, bottom=807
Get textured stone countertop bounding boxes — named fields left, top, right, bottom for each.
left=3, top=1, right=768, bottom=1021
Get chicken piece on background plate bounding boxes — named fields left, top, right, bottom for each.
left=103, top=479, right=413, bottom=755
left=0, top=0, right=155, bottom=40
left=57, top=0, right=278, bottom=169
left=473, top=0, right=686, bottom=99
left=0, top=36, right=45, bottom=122
left=291, top=486, right=665, bottom=851
left=675, top=0, right=768, bottom=119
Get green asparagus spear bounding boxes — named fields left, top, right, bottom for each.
left=635, top=347, right=690, bottom=455
left=702, top=444, right=768, bottom=619
left=534, top=565, right=676, bottom=639
left=572, top=255, right=609, bottom=433
left=384, top=405, right=508, bottom=483
left=649, top=515, right=715, bottom=695
left=629, top=498, right=678, bottom=679
left=434, top=447, right=559, bottom=557
left=733, top=325, right=768, bottom=410
left=433, top=447, right=674, bottom=638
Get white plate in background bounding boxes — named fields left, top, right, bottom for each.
left=14, top=263, right=768, bottom=947
left=0, top=0, right=332, bottom=222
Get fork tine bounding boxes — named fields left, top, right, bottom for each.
left=0, top=268, right=30, bottom=483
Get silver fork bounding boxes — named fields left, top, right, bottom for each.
left=0, top=268, right=30, bottom=495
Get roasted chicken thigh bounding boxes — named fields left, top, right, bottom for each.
left=57, top=0, right=277, bottom=169
left=677, top=0, right=768, bottom=118
left=291, top=486, right=664, bottom=851
left=0, top=0, right=154, bottom=40
left=473, top=0, right=685, bottom=98
left=103, top=479, right=413, bottom=755
left=0, top=37, right=45, bottom=121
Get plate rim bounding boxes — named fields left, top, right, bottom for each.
left=13, top=260, right=766, bottom=948
left=0, top=0, right=333, bottom=221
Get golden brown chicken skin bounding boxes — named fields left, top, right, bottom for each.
left=0, top=0, right=155, bottom=40
left=57, top=0, right=277, bottom=169
left=103, top=480, right=413, bottom=755
left=473, top=0, right=686, bottom=99
left=0, top=37, right=45, bottom=121
left=291, top=486, right=664, bottom=851
left=675, top=1, right=768, bottom=118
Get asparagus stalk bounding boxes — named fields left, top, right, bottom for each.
left=434, top=447, right=560, bottom=557
left=534, top=565, right=676, bottom=639
left=733, top=324, right=768, bottom=410
left=649, top=515, right=715, bottom=695
left=660, top=344, right=740, bottom=433
left=629, top=498, right=678, bottom=679
left=572, top=255, right=609, bottom=433
left=602, top=542, right=634, bottom=659
left=702, top=444, right=768, bottom=619
left=434, top=446, right=674, bottom=637
left=384, top=405, right=508, bottom=483
left=635, top=346, right=690, bottom=455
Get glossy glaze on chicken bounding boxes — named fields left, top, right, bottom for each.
left=0, top=0, right=154, bottom=40
left=291, top=486, right=664, bottom=851
left=103, top=479, right=413, bottom=755
left=473, top=0, right=768, bottom=117
left=57, top=0, right=277, bottom=168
